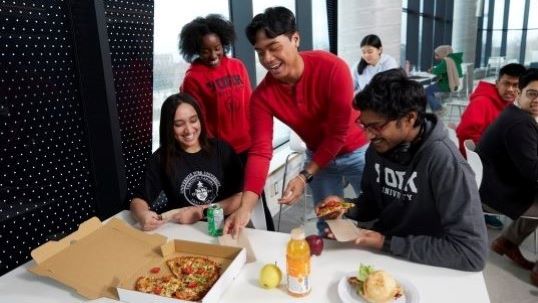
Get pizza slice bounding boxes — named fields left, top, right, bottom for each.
left=135, top=275, right=182, bottom=297
left=316, top=199, right=354, bottom=217
left=166, top=256, right=221, bottom=300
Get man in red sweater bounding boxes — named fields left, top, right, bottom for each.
left=456, top=63, right=526, bottom=230
left=224, top=6, right=369, bottom=237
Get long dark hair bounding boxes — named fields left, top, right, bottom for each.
left=159, top=93, right=211, bottom=176
left=357, top=34, right=383, bottom=75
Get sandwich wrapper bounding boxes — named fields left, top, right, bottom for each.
left=218, top=232, right=257, bottom=263
left=326, top=219, right=363, bottom=242
left=29, top=216, right=246, bottom=303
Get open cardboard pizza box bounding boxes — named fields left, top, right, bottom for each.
left=29, top=217, right=246, bottom=303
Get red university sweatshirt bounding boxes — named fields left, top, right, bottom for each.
left=456, top=81, right=509, bottom=156
left=181, top=56, right=252, bottom=154
left=245, top=50, right=368, bottom=195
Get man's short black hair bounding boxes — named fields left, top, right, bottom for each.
left=179, top=14, right=235, bottom=63
left=518, top=68, right=538, bottom=90
left=245, top=6, right=296, bottom=45
left=498, top=63, right=526, bottom=80
left=354, top=68, right=426, bottom=127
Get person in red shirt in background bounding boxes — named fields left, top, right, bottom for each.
left=456, top=63, right=526, bottom=230
left=179, top=14, right=252, bottom=162
left=223, top=6, right=369, bottom=237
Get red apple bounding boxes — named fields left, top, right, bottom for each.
left=305, top=235, right=324, bottom=256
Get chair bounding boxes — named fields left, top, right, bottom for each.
left=485, top=56, right=505, bottom=78
left=463, top=140, right=482, bottom=187
left=444, top=78, right=467, bottom=124
left=276, top=131, right=308, bottom=232
left=446, top=123, right=459, bottom=148
left=464, top=140, right=538, bottom=253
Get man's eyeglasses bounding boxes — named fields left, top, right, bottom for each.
left=356, top=118, right=392, bottom=133
left=525, top=89, right=538, bottom=100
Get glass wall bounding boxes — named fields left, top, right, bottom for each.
left=505, top=0, right=525, bottom=62
left=476, top=0, right=535, bottom=67
left=152, top=0, right=230, bottom=151
left=525, top=1, right=538, bottom=64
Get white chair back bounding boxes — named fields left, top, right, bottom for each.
left=447, top=124, right=459, bottom=147
left=463, top=139, right=482, bottom=187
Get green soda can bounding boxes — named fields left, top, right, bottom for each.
left=207, top=204, right=224, bottom=237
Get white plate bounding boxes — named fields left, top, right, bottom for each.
left=337, top=271, right=420, bottom=303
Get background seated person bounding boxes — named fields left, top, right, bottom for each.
left=456, top=63, right=526, bottom=230
left=477, top=69, right=538, bottom=286
left=352, top=34, right=398, bottom=94
left=130, top=93, right=243, bottom=231
left=425, top=45, right=463, bottom=114
left=320, top=69, right=487, bottom=271
left=457, top=63, right=526, bottom=157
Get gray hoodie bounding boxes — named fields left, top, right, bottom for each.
left=351, top=114, right=488, bottom=271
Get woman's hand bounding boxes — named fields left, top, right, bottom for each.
left=136, top=210, right=164, bottom=231
left=278, top=175, right=306, bottom=205
left=170, top=206, right=204, bottom=224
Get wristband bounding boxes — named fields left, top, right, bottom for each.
left=381, top=235, right=392, bottom=252
left=299, top=169, right=313, bottom=183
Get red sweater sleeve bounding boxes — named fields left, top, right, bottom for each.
left=456, top=97, right=488, bottom=156
left=243, top=91, right=274, bottom=195
left=311, top=59, right=354, bottom=167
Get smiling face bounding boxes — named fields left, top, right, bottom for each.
left=254, top=30, right=302, bottom=84
left=173, top=103, right=201, bottom=153
left=359, top=110, right=417, bottom=154
left=496, top=74, right=519, bottom=103
left=516, top=80, right=538, bottom=117
left=199, top=33, right=224, bottom=67
left=361, top=45, right=381, bottom=65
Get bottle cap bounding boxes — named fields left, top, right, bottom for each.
left=290, top=227, right=305, bottom=240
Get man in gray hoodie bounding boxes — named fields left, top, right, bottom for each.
left=320, top=69, right=488, bottom=271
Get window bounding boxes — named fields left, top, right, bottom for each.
left=505, top=0, right=525, bottom=62
left=490, top=0, right=505, bottom=57
left=525, top=1, right=538, bottom=64
left=312, top=0, right=329, bottom=51
left=152, top=0, right=230, bottom=151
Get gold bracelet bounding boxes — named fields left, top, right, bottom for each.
left=296, top=174, right=307, bottom=185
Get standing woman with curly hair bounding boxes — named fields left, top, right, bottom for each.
left=179, top=14, right=252, bottom=163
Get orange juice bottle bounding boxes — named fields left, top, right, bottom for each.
left=286, top=227, right=311, bottom=297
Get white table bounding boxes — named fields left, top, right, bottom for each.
left=409, top=71, right=436, bottom=85
left=0, top=210, right=491, bottom=302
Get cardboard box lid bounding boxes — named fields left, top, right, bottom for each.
left=29, top=217, right=167, bottom=300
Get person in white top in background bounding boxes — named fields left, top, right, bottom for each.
left=352, top=34, right=398, bottom=93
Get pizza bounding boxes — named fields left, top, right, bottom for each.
left=135, top=275, right=182, bottom=298
left=316, top=200, right=354, bottom=217
left=134, top=256, right=221, bottom=301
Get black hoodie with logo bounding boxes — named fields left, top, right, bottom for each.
left=349, top=114, right=488, bottom=271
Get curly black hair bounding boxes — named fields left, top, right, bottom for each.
left=354, top=68, right=426, bottom=127
left=179, top=14, right=235, bottom=63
